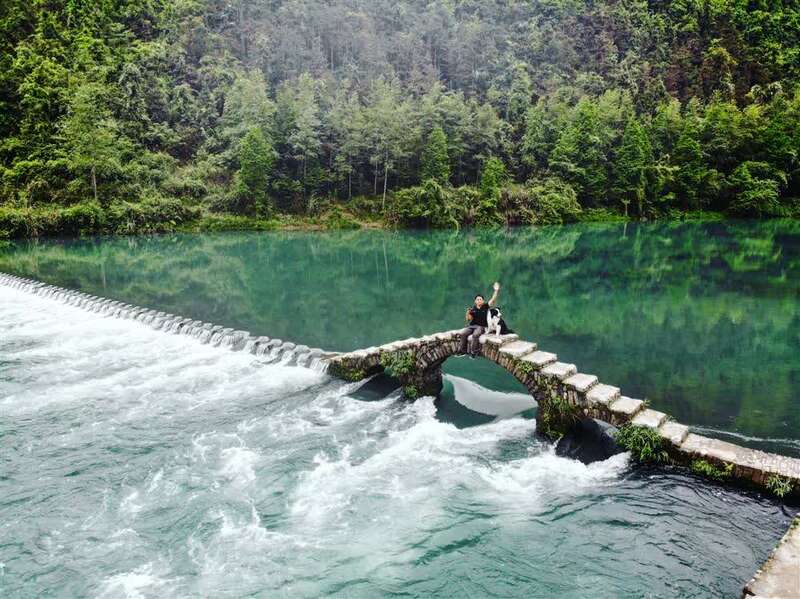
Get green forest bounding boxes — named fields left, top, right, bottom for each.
left=2, top=0, right=800, bottom=237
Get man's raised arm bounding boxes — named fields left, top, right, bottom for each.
left=488, top=282, right=500, bottom=306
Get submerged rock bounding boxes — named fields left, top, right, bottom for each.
left=555, top=418, right=622, bottom=464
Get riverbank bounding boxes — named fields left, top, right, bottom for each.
left=0, top=196, right=737, bottom=241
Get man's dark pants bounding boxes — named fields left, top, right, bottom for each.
left=459, top=324, right=485, bottom=355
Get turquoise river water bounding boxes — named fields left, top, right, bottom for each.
left=1, top=220, right=799, bottom=597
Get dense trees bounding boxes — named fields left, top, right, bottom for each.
left=2, top=0, right=800, bottom=236
left=421, top=127, right=450, bottom=185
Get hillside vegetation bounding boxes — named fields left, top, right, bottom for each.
left=2, top=0, right=800, bottom=236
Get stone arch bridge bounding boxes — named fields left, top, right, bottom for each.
left=327, top=330, right=665, bottom=438
left=326, top=329, right=800, bottom=498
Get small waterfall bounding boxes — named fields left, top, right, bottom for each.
left=198, top=325, right=218, bottom=344
left=306, top=349, right=328, bottom=372
left=266, top=343, right=284, bottom=362
left=179, top=320, right=198, bottom=336
left=201, top=325, right=222, bottom=345
left=230, top=331, right=250, bottom=351
left=167, top=318, right=189, bottom=334
left=216, top=329, right=248, bottom=350
left=1, top=272, right=337, bottom=374
left=244, top=336, right=266, bottom=354
left=254, top=338, right=276, bottom=357
left=256, top=339, right=282, bottom=361
left=210, top=327, right=232, bottom=347
left=277, top=342, right=297, bottom=365
left=194, top=323, right=213, bottom=339
left=293, top=345, right=311, bottom=367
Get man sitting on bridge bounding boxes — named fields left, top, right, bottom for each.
left=458, top=282, right=500, bottom=357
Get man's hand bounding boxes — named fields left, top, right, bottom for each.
left=465, top=308, right=473, bottom=322
left=489, top=282, right=500, bottom=306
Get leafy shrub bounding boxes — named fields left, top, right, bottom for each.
left=615, top=424, right=670, bottom=463
left=388, top=180, right=450, bottom=227
left=348, top=195, right=383, bottom=218
left=0, top=206, right=32, bottom=238
left=0, top=205, right=63, bottom=238
left=321, top=206, right=360, bottom=229
left=403, top=385, right=419, bottom=399
left=538, top=395, right=581, bottom=439
left=497, top=178, right=582, bottom=225
left=106, top=196, right=200, bottom=234
left=163, top=173, right=209, bottom=200
left=211, top=175, right=273, bottom=217
left=726, top=161, right=786, bottom=217
left=190, top=214, right=278, bottom=232
left=766, top=474, right=794, bottom=498
left=59, top=202, right=106, bottom=236
left=388, top=181, right=497, bottom=228
left=691, top=459, right=733, bottom=481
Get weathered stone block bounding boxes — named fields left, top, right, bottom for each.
left=521, top=351, right=557, bottom=368
left=563, top=373, right=598, bottom=393
left=499, top=340, right=537, bottom=359
left=631, top=408, right=667, bottom=429
left=480, top=333, right=519, bottom=346
left=658, top=421, right=689, bottom=446
left=541, top=362, right=577, bottom=380
left=585, top=383, right=620, bottom=406
left=743, top=518, right=800, bottom=599
left=609, top=396, right=644, bottom=422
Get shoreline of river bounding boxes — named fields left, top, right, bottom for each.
left=0, top=201, right=743, bottom=241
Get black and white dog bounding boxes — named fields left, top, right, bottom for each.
left=487, top=307, right=514, bottom=336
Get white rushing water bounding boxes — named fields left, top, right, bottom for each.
left=0, top=283, right=789, bottom=598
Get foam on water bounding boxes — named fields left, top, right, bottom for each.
left=96, top=562, right=175, bottom=599
left=448, top=373, right=536, bottom=416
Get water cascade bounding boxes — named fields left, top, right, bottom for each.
left=0, top=273, right=337, bottom=374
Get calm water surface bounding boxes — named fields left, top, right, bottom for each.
left=1, top=220, right=799, bottom=597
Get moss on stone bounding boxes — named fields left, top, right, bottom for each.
left=514, top=358, right=534, bottom=376
left=538, top=394, right=581, bottom=440
left=402, top=385, right=419, bottom=399
left=380, top=350, right=415, bottom=378
left=329, top=361, right=366, bottom=382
